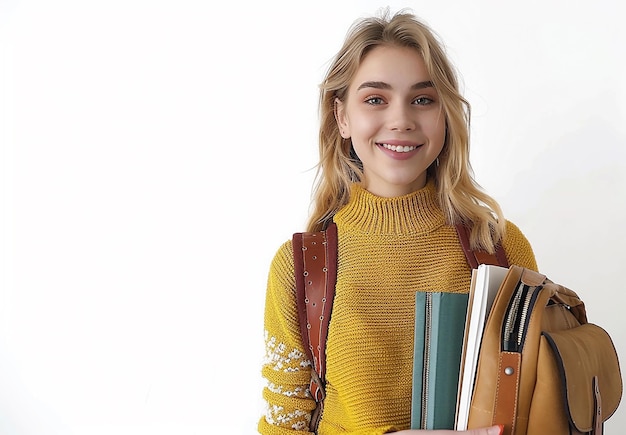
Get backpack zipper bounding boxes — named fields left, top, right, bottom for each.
left=502, top=281, right=542, bottom=352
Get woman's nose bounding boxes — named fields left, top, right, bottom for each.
left=387, top=104, right=416, bottom=131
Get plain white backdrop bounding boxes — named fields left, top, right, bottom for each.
left=1, top=0, right=624, bottom=433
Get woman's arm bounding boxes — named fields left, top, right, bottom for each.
left=259, top=241, right=318, bottom=434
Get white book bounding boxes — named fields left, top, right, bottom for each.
left=455, top=264, right=509, bottom=430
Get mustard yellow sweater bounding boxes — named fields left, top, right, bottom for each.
left=259, top=182, right=537, bottom=435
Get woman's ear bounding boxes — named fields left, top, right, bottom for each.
left=334, top=98, right=350, bottom=139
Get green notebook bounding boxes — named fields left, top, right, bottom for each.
left=410, top=292, right=469, bottom=430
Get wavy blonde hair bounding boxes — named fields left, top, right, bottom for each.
left=307, top=9, right=505, bottom=253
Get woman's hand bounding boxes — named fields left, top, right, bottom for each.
left=394, top=425, right=503, bottom=435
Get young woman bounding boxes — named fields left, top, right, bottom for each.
left=259, top=10, right=537, bottom=435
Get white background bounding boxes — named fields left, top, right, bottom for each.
left=1, top=0, right=624, bottom=434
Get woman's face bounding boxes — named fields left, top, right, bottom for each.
left=335, top=45, right=445, bottom=198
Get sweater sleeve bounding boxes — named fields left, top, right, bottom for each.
left=258, top=240, right=317, bottom=434
left=501, top=220, right=538, bottom=272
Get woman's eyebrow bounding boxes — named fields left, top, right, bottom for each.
left=412, top=81, right=434, bottom=90
left=356, top=80, right=435, bottom=91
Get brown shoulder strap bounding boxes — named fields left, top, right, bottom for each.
left=292, top=222, right=337, bottom=432
left=455, top=224, right=509, bottom=268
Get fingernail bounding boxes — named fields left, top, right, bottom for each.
left=488, top=425, right=504, bottom=435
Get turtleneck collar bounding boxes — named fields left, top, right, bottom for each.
left=333, top=180, right=446, bottom=235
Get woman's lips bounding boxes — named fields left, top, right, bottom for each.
left=377, top=142, right=423, bottom=160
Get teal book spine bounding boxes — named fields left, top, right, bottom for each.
left=410, top=292, right=469, bottom=430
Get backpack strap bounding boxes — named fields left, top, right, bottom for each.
left=292, top=222, right=338, bottom=432
left=455, top=224, right=509, bottom=268
left=292, top=222, right=507, bottom=431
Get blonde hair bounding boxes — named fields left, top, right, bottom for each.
left=307, top=9, right=505, bottom=253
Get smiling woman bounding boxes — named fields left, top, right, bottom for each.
left=258, top=10, right=537, bottom=435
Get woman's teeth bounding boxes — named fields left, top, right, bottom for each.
left=381, top=143, right=417, bottom=153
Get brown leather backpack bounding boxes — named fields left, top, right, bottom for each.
left=467, top=266, right=622, bottom=434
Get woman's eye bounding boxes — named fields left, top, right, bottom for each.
left=365, top=96, right=385, bottom=105
left=414, top=96, right=434, bottom=106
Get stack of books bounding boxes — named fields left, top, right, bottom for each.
left=410, top=264, right=509, bottom=430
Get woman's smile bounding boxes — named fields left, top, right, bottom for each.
left=378, top=142, right=423, bottom=160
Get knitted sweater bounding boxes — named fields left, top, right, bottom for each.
left=259, top=181, right=537, bottom=435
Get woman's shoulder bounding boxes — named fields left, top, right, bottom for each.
left=270, top=237, right=294, bottom=268
left=266, top=238, right=296, bottom=291
left=503, top=220, right=527, bottom=239
left=501, top=220, right=539, bottom=271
